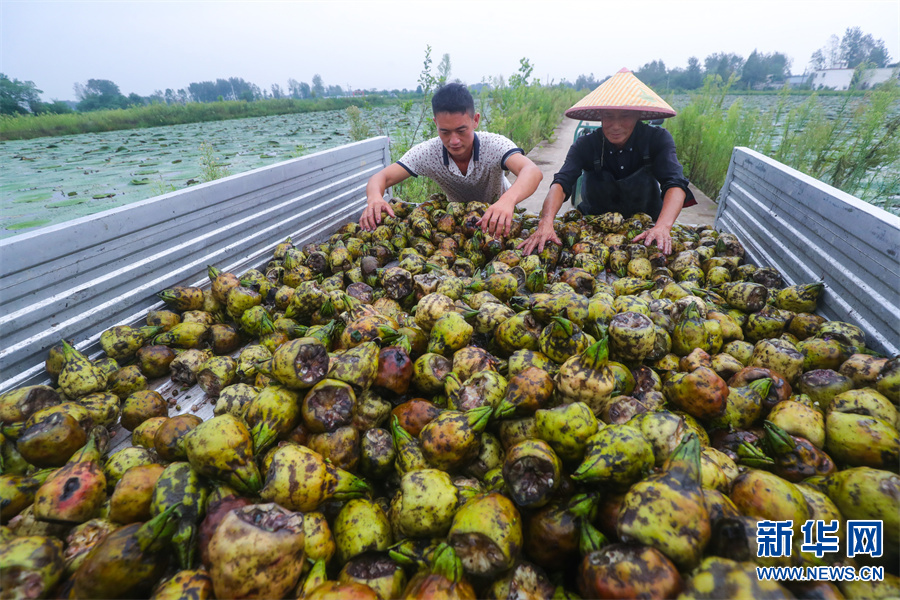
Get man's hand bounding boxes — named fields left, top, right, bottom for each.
left=476, top=196, right=516, bottom=237
left=360, top=197, right=395, bottom=231
left=633, top=224, right=673, bottom=255
left=518, top=220, right=561, bottom=255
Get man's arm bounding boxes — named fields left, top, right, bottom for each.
left=360, top=163, right=412, bottom=231
left=518, top=182, right=565, bottom=255
left=477, top=153, right=543, bottom=237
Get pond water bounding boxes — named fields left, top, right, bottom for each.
left=0, top=105, right=413, bottom=238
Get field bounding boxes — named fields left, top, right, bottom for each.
left=2, top=91, right=897, bottom=238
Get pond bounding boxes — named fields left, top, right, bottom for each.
left=0, top=104, right=414, bottom=238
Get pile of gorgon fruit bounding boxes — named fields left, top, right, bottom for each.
left=1, top=195, right=898, bottom=600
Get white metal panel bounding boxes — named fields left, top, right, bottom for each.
left=0, top=137, right=390, bottom=392
left=716, top=147, right=900, bottom=356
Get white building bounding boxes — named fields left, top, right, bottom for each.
left=808, top=67, right=898, bottom=90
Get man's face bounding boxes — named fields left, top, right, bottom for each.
left=434, top=111, right=480, bottom=160
left=599, top=110, right=640, bottom=147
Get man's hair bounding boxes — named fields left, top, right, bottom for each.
left=432, top=83, right=475, bottom=117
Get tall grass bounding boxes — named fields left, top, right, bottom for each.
left=667, top=73, right=900, bottom=212
left=0, top=96, right=401, bottom=141
left=481, top=59, right=582, bottom=155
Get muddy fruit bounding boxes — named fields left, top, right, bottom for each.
left=121, top=390, right=169, bottom=432
left=182, top=414, right=261, bottom=495
left=448, top=492, right=522, bottom=578
left=208, top=503, right=305, bottom=599
left=72, top=504, right=180, bottom=598
left=578, top=543, right=682, bottom=600
left=0, top=534, right=66, bottom=599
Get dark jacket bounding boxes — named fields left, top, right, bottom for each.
left=551, top=122, right=696, bottom=206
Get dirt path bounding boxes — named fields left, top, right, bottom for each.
left=511, top=117, right=719, bottom=227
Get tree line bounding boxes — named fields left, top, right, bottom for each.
left=1, top=26, right=893, bottom=117
left=608, top=27, right=894, bottom=93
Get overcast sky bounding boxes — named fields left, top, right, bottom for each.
left=2, top=0, right=898, bottom=101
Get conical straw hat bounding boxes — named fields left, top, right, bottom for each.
left=565, top=68, right=676, bottom=121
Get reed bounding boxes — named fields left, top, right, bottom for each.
left=667, top=74, right=900, bottom=212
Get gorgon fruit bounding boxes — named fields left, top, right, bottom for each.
left=617, top=432, right=710, bottom=570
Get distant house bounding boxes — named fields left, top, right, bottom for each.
left=786, top=74, right=811, bottom=88
left=808, top=67, right=898, bottom=90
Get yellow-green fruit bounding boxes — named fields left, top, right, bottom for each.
left=0, top=469, right=55, bottom=523
left=572, top=424, right=653, bottom=491
left=617, top=433, right=709, bottom=570
left=334, top=498, right=392, bottom=564
left=631, top=410, right=688, bottom=467
left=823, top=467, right=900, bottom=552
left=749, top=338, right=804, bottom=385
left=427, top=312, right=474, bottom=356
left=390, top=469, right=459, bottom=538
left=78, top=392, right=121, bottom=429
left=608, top=311, right=656, bottom=362
left=767, top=400, right=825, bottom=449
left=182, top=414, right=261, bottom=495
left=0, top=385, right=61, bottom=426
left=730, top=470, right=810, bottom=537
left=825, top=409, right=899, bottom=469
left=534, top=402, right=599, bottom=463
left=679, top=556, right=794, bottom=599
left=260, top=443, right=369, bottom=512
left=151, top=569, right=214, bottom=600
left=58, top=340, right=107, bottom=399
left=448, top=492, right=523, bottom=578
left=108, top=464, right=165, bottom=524
left=0, top=534, right=66, bottom=599
left=207, top=503, right=305, bottom=600
left=555, top=338, right=616, bottom=415
left=102, top=446, right=158, bottom=493
left=302, top=511, right=336, bottom=565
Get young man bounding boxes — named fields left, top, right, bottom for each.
left=359, top=83, right=542, bottom=237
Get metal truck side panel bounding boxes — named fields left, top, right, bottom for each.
left=716, top=147, right=900, bottom=357
left=0, top=137, right=391, bottom=392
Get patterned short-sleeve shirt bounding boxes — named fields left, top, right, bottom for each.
left=397, top=132, right=523, bottom=204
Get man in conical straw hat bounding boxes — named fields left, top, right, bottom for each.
left=520, top=68, right=696, bottom=255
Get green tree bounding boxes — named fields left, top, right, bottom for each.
left=672, top=57, right=703, bottom=90
left=741, top=50, right=766, bottom=89
left=635, top=59, right=668, bottom=89
left=704, top=53, right=744, bottom=81
left=75, top=79, right=127, bottom=111
left=0, top=73, right=43, bottom=114
left=312, top=74, right=325, bottom=97
left=840, top=26, right=892, bottom=68
left=573, top=73, right=601, bottom=90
